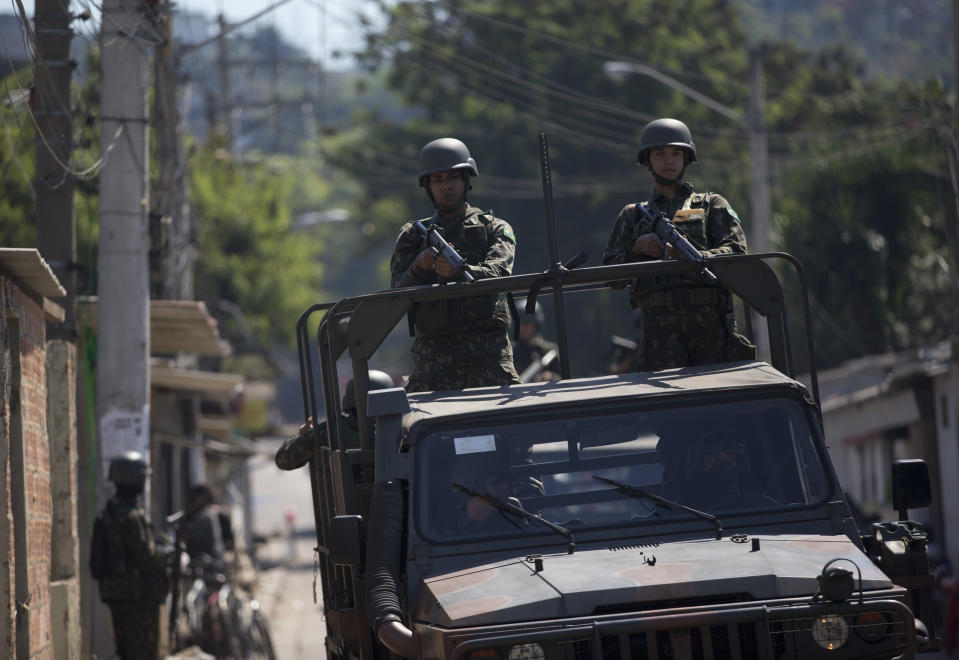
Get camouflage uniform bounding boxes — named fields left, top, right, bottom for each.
left=603, top=182, right=756, bottom=370
left=96, top=494, right=169, bottom=660
left=391, top=204, right=521, bottom=392
left=275, top=418, right=362, bottom=470
left=513, top=334, right=559, bottom=378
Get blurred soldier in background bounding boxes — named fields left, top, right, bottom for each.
left=513, top=300, right=558, bottom=382
left=391, top=137, right=520, bottom=392
left=603, top=118, right=755, bottom=370
left=91, top=451, right=170, bottom=660
left=182, top=484, right=225, bottom=564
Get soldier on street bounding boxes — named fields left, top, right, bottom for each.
left=275, top=370, right=394, bottom=470
left=512, top=300, right=559, bottom=382
left=391, top=137, right=521, bottom=392
left=92, top=451, right=170, bottom=660
left=603, top=118, right=755, bottom=370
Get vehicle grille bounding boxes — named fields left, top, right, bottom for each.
left=560, top=622, right=762, bottom=660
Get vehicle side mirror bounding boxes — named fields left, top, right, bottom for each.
left=329, top=515, right=365, bottom=570
left=892, top=459, right=930, bottom=521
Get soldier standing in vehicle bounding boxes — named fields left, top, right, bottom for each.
left=603, top=118, right=755, bottom=370
left=513, top=300, right=559, bottom=382
left=92, top=451, right=170, bottom=660
left=391, top=137, right=521, bottom=392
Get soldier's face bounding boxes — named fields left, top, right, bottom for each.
left=429, top=170, right=467, bottom=207
left=648, top=147, right=686, bottom=179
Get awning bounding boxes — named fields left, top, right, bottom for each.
left=151, top=360, right=243, bottom=397
left=0, top=248, right=67, bottom=321
left=78, top=297, right=231, bottom=356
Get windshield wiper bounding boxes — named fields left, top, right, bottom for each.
left=593, top=475, right=724, bottom=539
left=452, top=482, right=575, bottom=554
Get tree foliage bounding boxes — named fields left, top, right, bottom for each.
left=189, top=139, right=326, bottom=350
left=324, top=0, right=957, bottom=374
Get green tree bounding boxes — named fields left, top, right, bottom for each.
left=327, top=0, right=957, bottom=374
left=189, top=138, right=326, bottom=350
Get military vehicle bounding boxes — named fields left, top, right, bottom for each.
left=294, top=140, right=938, bottom=660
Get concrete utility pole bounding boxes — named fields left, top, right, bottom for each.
left=96, top=0, right=151, bottom=651
left=217, top=13, right=233, bottom=151
left=154, top=3, right=193, bottom=300
left=34, top=0, right=76, bottom=335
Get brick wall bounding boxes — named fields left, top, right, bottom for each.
left=1, top=276, right=54, bottom=660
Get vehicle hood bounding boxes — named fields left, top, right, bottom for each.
left=416, top=534, right=892, bottom=627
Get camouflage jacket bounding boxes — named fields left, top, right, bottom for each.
left=390, top=205, right=516, bottom=336
left=603, top=182, right=747, bottom=302
left=96, top=495, right=169, bottom=603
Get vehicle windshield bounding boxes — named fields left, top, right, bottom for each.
left=414, top=396, right=831, bottom=543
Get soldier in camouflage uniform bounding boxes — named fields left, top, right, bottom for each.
left=512, top=300, right=559, bottom=382
left=94, top=451, right=170, bottom=660
left=275, top=370, right=394, bottom=470
left=391, top=138, right=521, bottom=392
left=603, top=118, right=756, bottom=371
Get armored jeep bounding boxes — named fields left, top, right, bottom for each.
left=295, top=253, right=938, bottom=660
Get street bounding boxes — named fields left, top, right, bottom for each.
left=249, top=443, right=327, bottom=660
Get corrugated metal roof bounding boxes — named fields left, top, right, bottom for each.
left=78, top=297, right=231, bottom=357
left=0, top=248, right=67, bottom=298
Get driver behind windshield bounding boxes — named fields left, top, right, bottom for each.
left=682, top=429, right=750, bottom=509
left=447, top=439, right=544, bottom=534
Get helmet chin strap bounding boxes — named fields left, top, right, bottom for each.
left=651, top=165, right=686, bottom=186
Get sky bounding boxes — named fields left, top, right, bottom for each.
left=15, top=0, right=382, bottom=69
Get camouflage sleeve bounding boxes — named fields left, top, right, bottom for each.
left=122, top=508, right=165, bottom=571
left=603, top=205, right=646, bottom=266
left=275, top=421, right=326, bottom=470
left=705, top=194, right=747, bottom=256
left=390, top=222, right=427, bottom=288
left=603, top=205, right=648, bottom=289
left=467, top=217, right=515, bottom=280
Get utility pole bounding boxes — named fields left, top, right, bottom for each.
left=96, top=0, right=151, bottom=652
left=748, top=47, right=772, bottom=360
left=34, top=0, right=76, bottom=334
left=154, top=3, right=193, bottom=300
left=217, top=13, right=233, bottom=151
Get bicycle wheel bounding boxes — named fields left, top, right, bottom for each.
left=250, top=611, right=276, bottom=660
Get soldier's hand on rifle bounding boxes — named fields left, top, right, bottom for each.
left=434, top=252, right=462, bottom=279
left=632, top=233, right=682, bottom=259
left=411, top=248, right=438, bottom=276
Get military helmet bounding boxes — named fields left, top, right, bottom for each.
left=418, top=138, right=478, bottom=187
left=683, top=429, right=748, bottom=480
left=108, top=451, right=150, bottom=489
left=636, top=118, right=697, bottom=166
left=516, top=298, right=545, bottom=326
left=342, top=369, right=395, bottom=413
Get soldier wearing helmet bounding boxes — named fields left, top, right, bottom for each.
left=512, top=299, right=559, bottom=382
left=93, top=451, right=170, bottom=659
left=275, top=369, right=395, bottom=470
left=603, top=118, right=755, bottom=370
left=681, top=430, right=751, bottom=509
left=390, top=138, right=521, bottom=392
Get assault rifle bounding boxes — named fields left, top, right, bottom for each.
left=413, top=220, right=475, bottom=282
left=635, top=204, right=718, bottom=284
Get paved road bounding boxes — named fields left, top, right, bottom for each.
left=249, top=441, right=327, bottom=660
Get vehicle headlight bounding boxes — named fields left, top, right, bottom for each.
left=812, top=614, right=850, bottom=650
left=508, top=643, right=545, bottom=660
left=854, top=611, right=889, bottom=643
